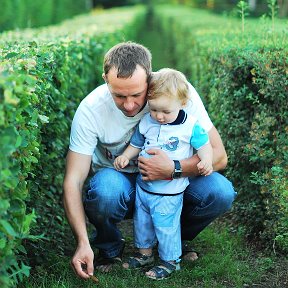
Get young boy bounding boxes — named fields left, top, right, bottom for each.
left=114, top=68, right=213, bottom=280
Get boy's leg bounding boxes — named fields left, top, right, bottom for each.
left=122, top=185, right=155, bottom=269
left=134, top=184, right=156, bottom=251
left=181, top=172, right=237, bottom=251
left=84, top=168, right=137, bottom=259
left=145, top=194, right=183, bottom=279
left=151, top=194, right=183, bottom=262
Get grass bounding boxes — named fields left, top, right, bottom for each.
left=19, top=220, right=287, bottom=287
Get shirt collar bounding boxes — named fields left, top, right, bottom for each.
left=168, top=109, right=187, bottom=125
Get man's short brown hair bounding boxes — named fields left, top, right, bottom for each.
left=103, top=42, right=152, bottom=81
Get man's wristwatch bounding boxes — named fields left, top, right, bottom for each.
left=171, top=160, right=182, bottom=179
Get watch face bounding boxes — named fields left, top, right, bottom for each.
left=174, top=171, right=182, bottom=178
left=172, top=171, right=182, bottom=179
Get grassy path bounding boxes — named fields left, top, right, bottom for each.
left=20, top=220, right=287, bottom=287
left=135, top=21, right=174, bottom=70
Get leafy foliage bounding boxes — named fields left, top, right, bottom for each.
left=0, top=6, right=145, bottom=287
left=0, top=0, right=90, bottom=32
left=209, top=49, right=287, bottom=250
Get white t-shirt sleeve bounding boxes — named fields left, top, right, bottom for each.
left=69, top=102, right=99, bottom=155
left=185, top=83, right=213, bottom=132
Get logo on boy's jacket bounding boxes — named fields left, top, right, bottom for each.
left=163, top=137, right=179, bottom=151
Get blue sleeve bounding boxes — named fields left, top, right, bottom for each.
left=190, top=121, right=209, bottom=150
left=130, top=124, right=145, bottom=148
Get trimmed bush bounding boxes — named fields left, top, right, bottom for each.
left=0, top=6, right=145, bottom=287
left=0, top=0, right=90, bottom=32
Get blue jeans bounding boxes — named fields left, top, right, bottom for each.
left=84, top=168, right=236, bottom=258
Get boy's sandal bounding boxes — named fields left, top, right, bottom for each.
left=146, top=260, right=180, bottom=280
left=181, top=241, right=199, bottom=261
left=123, top=252, right=154, bottom=269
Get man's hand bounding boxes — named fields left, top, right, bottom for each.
left=138, top=148, right=174, bottom=181
left=71, top=243, right=94, bottom=279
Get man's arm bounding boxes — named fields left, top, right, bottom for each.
left=138, top=126, right=227, bottom=181
left=63, top=150, right=94, bottom=279
left=207, top=126, right=228, bottom=170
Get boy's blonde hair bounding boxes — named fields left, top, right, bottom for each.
left=148, top=68, right=189, bottom=106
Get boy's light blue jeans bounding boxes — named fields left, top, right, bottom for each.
left=134, top=184, right=183, bottom=262
left=84, top=168, right=237, bottom=259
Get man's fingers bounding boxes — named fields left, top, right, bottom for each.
left=72, top=259, right=90, bottom=279
left=145, top=148, right=158, bottom=155
left=138, top=167, right=149, bottom=180
left=71, top=260, right=78, bottom=275
left=137, top=156, right=147, bottom=165
left=138, top=167, right=147, bottom=176
left=86, top=260, right=94, bottom=276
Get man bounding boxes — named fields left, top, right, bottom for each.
left=63, top=42, right=236, bottom=279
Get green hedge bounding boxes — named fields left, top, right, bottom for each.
left=0, top=0, right=90, bottom=32
left=0, top=6, right=145, bottom=287
left=209, top=48, right=287, bottom=250
left=151, top=5, right=287, bottom=252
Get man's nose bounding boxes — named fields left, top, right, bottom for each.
left=124, top=98, right=135, bottom=111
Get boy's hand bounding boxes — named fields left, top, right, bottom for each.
left=114, top=155, right=129, bottom=170
left=197, top=160, right=213, bottom=176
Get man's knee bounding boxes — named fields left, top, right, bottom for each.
left=205, top=173, right=236, bottom=214
left=213, top=185, right=236, bottom=214
left=187, top=172, right=237, bottom=215
left=85, top=168, right=136, bottom=217
left=85, top=169, right=120, bottom=213
left=89, top=168, right=122, bottom=195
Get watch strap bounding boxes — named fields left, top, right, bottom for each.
left=173, top=160, right=181, bottom=171
left=172, top=160, right=182, bottom=179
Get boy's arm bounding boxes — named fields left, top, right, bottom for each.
left=197, top=143, right=213, bottom=176
left=197, top=143, right=213, bottom=165
left=122, top=145, right=141, bottom=160
left=114, top=145, right=141, bottom=170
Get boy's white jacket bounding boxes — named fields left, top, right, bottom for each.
left=130, top=111, right=209, bottom=194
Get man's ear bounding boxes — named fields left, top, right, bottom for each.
left=102, top=73, right=107, bottom=83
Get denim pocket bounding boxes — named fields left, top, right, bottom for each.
left=153, top=211, right=175, bottom=228
left=85, top=189, right=97, bottom=200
